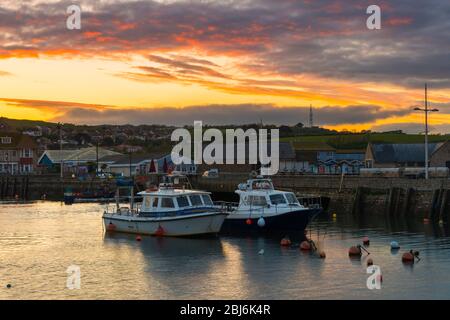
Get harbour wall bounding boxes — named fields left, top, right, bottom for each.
left=191, top=174, right=450, bottom=220
left=1, top=173, right=449, bottom=222
left=0, top=175, right=116, bottom=201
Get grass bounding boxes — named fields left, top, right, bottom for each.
left=282, top=133, right=450, bottom=150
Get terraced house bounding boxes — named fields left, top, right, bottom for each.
left=0, top=132, right=38, bottom=174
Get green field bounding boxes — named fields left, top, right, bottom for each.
left=281, top=133, right=450, bottom=150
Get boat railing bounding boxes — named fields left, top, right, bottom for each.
left=104, top=204, right=140, bottom=216
left=297, top=196, right=323, bottom=209
left=214, top=201, right=239, bottom=212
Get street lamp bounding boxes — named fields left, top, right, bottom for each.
left=413, top=84, right=439, bottom=180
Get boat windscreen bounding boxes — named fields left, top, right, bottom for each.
left=269, top=194, right=287, bottom=205
left=285, top=193, right=299, bottom=204
left=201, top=194, right=213, bottom=206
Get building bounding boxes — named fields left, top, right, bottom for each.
left=105, top=153, right=174, bottom=177
left=364, top=142, right=450, bottom=168
left=430, top=141, right=450, bottom=168
left=197, top=142, right=294, bottom=175
left=38, top=147, right=122, bottom=174
left=0, top=132, right=38, bottom=174
left=318, top=149, right=365, bottom=174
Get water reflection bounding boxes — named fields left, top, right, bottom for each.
left=1, top=202, right=450, bottom=299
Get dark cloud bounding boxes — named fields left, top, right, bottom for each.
left=0, top=0, right=448, bottom=88
left=372, top=122, right=450, bottom=134
left=50, top=103, right=412, bottom=126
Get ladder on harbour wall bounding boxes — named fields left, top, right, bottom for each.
left=0, top=176, right=30, bottom=200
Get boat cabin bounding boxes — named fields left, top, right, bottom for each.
left=236, top=178, right=301, bottom=209
left=137, top=186, right=215, bottom=216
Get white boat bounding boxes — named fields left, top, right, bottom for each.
left=219, top=176, right=321, bottom=233
left=102, top=181, right=228, bottom=237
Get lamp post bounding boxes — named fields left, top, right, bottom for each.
left=58, top=122, right=63, bottom=180
left=413, top=84, right=439, bottom=180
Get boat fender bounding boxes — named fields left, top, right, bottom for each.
left=136, top=235, right=142, bottom=241
left=300, top=241, right=311, bottom=251
left=390, top=241, right=400, bottom=250
left=107, top=222, right=117, bottom=231
left=257, top=217, right=266, bottom=227
left=402, top=251, right=414, bottom=263
left=155, top=225, right=165, bottom=237
left=280, top=237, right=291, bottom=246
left=363, top=236, right=370, bottom=246
left=246, top=218, right=252, bottom=225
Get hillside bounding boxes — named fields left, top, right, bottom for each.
left=282, top=133, right=450, bottom=150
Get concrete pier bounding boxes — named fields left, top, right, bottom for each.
left=191, top=173, right=450, bottom=220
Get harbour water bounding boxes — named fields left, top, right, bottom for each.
left=0, top=201, right=449, bottom=300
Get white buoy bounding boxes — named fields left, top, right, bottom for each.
left=257, top=217, right=266, bottom=227
left=258, top=249, right=264, bottom=255
left=390, top=241, right=400, bottom=249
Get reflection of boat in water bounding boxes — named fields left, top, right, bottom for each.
left=103, top=175, right=228, bottom=237
left=219, top=177, right=321, bottom=234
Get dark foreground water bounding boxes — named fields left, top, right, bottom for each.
left=0, top=201, right=449, bottom=299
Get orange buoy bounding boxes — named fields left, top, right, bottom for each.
left=319, top=251, right=326, bottom=259
left=363, top=236, right=370, bottom=246
left=155, top=225, right=165, bottom=237
left=367, top=258, right=373, bottom=266
left=246, top=218, right=252, bottom=225
left=107, top=222, right=116, bottom=231
left=402, top=252, right=414, bottom=263
left=136, top=235, right=142, bottom=241
left=280, top=237, right=291, bottom=246
left=348, top=246, right=362, bottom=257
left=300, top=241, right=311, bottom=251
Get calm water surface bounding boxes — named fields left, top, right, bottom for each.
left=0, top=201, right=449, bottom=299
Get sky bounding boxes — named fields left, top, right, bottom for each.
left=0, top=0, right=449, bottom=132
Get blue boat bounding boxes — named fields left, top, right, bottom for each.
left=219, top=177, right=321, bottom=234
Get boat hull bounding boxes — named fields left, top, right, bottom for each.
left=103, top=212, right=228, bottom=237
left=220, top=208, right=321, bottom=234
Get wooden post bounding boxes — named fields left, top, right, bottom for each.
left=351, top=187, right=362, bottom=216
left=402, top=188, right=413, bottom=216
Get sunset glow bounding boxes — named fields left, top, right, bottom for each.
left=1, top=0, right=449, bottom=132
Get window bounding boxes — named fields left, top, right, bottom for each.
left=1, top=137, right=11, bottom=144
left=189, top=195, right=203, bottom=206
left=152, top=197, right=159, bottom=208
left=12, top=151, right=17, bottom=157
left=176, top=196, right=190, bottom=208
left=248, top=195, right=267, bottom=206
left=161, top=198, right=175, bottom=208
left=24, top=149, right=32, bottom=157
left=201, top=195, right=213, bottom=206
left=270, top=194, right=287, bottom=205
left=285, top=193, right=299, bottom=204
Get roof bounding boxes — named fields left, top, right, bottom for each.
left=138, top=188, right=209, bottom=196
left=279, top=142, right=296, bottom=160
left=39, top=147, right=121, bottom=164
left=292, top=141, right=336, bottom=151
left=108, top=152, right=169, bottom=166
left=370, top=143, right=443, bottom=163
left=0, top=132, right=38, bottom=150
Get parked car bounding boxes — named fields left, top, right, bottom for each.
left=202, top=169, right=219, bottom=178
